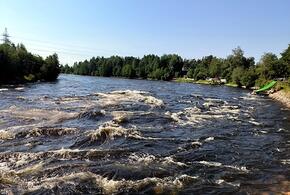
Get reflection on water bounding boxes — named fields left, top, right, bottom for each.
left=0, top=74, right=290, bottom=194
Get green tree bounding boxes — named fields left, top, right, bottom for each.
left=0, top=42, right=60, bottom=84
left=280, top=44, right=290, bottom=78
left=231, top=67, right=244, bottom=87
left=223, top=47, right=255, bottom=82
left=256, top=53, right=279, bottom=79
left=186, top=59, right=197, bottom=78
left=240, top=67, right=258, bottom=88
left=192, top=56, right=213, bottom=80
left=121, top=64, right=136, bottom=78
left=209, top=57, right=223, bottom=78
left=41, top=53, right=60, bottom=81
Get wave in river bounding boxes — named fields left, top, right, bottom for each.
left=0, top=81, right=290, bottom=194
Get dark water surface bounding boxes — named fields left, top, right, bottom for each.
left=0, top=74, right=290, bottom=194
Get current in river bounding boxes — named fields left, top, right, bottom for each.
left=0, top=74, right=290, bottom=194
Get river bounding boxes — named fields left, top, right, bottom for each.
left=0, top=74, right=290, bottom=194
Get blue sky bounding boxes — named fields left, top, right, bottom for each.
left=0, top=0, right=290, bottom=64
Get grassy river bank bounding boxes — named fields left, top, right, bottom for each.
left=174, top=77, right=290, bottom=109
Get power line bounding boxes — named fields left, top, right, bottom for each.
left=28, top=47, right=94, bottom=57
left=28, top=48, right=94, bottom=65
left=5, top=32, right=140, bottom=64
left=18, top=41, right=111, bottom=56
left=11, top=35, right=127, bottom=55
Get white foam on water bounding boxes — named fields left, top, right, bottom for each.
left=215, top=179, right=240, bottom=187
left=128, top=153, right=156, bottom=165
left=198, top=161, right=222, bottom=166
left=0, top=124, right=38, bottom=139
left=57, top=96, right=83, bottom=104
left=0, top=130, right=14, bottom=140
left=128, top=134, right=177, bottom=141
left=196, top=161, right=249, bottom=173
left=144, top=96, right=164, bottom=107
left=204, top=137, right=215, bottom=142
left=278, top=128, right=285, bottom=132
left=15, top=87, right=24, bottom=90
left=16, top=96, right=27, bottom=100
left=27, top=172, right=200, bottom=194
left=16, top=161, right=44, bottom=176
left=1, top=106, right=78, bottom=124
left=128, top=153, right=188, bottom=168
left=240, top=94, right=258, bottom=101
left=88, top=121, right=140, bottom=141
left=26, top=127, right=78, bottom=137
left=111, top=111, right=134, bottom=124
left=191, top=141, right=202, bottom=146
left=204, top=98, right=223, bottom=102
left=172, top=174, right=199, bottom=188
left=167, top=103, right=242, bottom=127
left=0, top=162, right=10, bottom=171
left=0, top=88, right=8, bottom=92
left=0, top=152, right=39, bottom=167
left=248, top=120, right=261, bottom=126
left=0, top=169, right=20, bottom=186
left=95, top=90, right=164, bottom=108
left=109, top=90, right=149, bottom=95
left=52, top=148, right=81, bottom=153
left=281, top=159, right=290, bottom=165
left=163, top=156, right=187, bottom=167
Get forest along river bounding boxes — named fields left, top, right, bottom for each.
left=0, top=74, right=290, bottom=194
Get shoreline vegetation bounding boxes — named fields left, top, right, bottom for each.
left=1, top=39, right=290, bottom=107
left=174, top=77, right=290, bottom=108
left=173, top=77, right=239, bottom=87
left=0, top=42, right=60, bottom=84
left=60, top=45, right=290, bottom=91
left=60, top=44, right=290, bottom=107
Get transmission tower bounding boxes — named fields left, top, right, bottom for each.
left=1, top=28, right=11, bottom=44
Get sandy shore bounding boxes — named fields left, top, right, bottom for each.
left=269, top=90, right=290, bottom=109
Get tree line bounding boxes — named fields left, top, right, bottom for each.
left=61, top=45, right=290, bottom=88
left=0, top=42, right=60, bottom=84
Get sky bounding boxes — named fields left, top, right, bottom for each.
left=0, top=0, right=290, bottom=65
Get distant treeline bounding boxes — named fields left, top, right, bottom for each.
left=61, top=45, right=290, bottom=88
left=0, top=42, right=60, bottom=84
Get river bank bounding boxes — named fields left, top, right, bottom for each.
left=174, top=77, right=239, bottom=87
left=269, top=90, right=290, bottom=109
left=174, top=77, right=290, bottom=109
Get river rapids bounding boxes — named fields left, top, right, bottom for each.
left=0, top=75, right=290, bottom=194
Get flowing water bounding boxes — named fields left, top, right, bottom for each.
left=0, top=74, right=290, bottom=194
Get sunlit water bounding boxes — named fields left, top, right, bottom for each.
left=0, top=74, right=290, bottom=194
